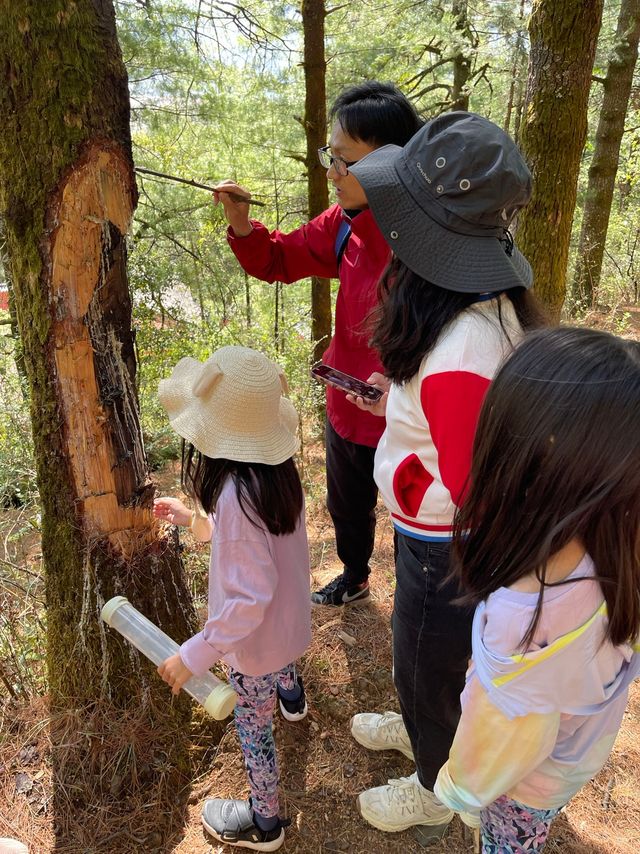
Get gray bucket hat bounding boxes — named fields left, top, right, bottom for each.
left=349, top=111, right=533, bottom=293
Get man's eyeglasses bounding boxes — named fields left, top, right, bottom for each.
left=318, top=145, right=357, bottom=177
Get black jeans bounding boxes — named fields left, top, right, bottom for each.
left=325, top=421, right=378, bottom=587
left=392, top=533, right=474, bottom=790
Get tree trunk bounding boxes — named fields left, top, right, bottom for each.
left=504, top=0, right=527, bottom=136
left=517, top=0, right=604, bottom=318
left=0, top=2, right=204, bottom=848
left=572, top=0, right=640, bottom=308
left=301, top=0, right=331, bottom=362
left=451, top=0, right=472, bottom=111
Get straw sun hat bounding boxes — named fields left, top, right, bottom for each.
left=158, top=346, right=300, bottom=465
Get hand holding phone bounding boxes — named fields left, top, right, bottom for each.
left=311, top=364, right=383, bottom=402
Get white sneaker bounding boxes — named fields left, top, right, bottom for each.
left=357, top=773, right=454, bottom=832
left=350, top=711, right=414, bottom=760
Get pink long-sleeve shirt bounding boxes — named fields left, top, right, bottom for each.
left=180, top=477, right=312, bottom=677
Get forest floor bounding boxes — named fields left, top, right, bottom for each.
left=1, top=439, right=639, bottom=854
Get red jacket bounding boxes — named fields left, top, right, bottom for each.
left=227, top=204, right=390, bottom=447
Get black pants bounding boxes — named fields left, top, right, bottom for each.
left=325, top=421, right=378, bottom=587
left=392, top=533, right=474, bottom=790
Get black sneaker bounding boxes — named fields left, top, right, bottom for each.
left=277, top=676, right=308, bottom=722
left=201, top=798, right=289, bottom=851
left=311, top=572, right=370, bottom=606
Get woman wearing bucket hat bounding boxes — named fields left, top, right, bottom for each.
left=153, top=346, right=311, bottom=851
left=343, top=112, right=547, bottom=836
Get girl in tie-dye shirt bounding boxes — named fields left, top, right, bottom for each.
left=435, top=328, right=640, bottom=853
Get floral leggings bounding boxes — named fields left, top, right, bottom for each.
left=228, top=664, right=298, bottom=819
left=481, top=795, right=561, bottom=853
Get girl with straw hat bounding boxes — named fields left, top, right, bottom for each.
left=154, top=345, right=310, bottom=852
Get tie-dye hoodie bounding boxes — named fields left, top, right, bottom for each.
left=434, top=555, right=640, bottom=817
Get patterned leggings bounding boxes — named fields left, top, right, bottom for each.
left=228, top=663, right=298, bottom=819
left=481, top=795, right=561, bottom=853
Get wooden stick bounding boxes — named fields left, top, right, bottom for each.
left=134, top=166, right=266, bottom=206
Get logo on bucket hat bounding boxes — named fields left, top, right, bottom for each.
left=349, top=111, right=533, bottom=293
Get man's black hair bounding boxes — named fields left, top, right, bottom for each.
left=329, top=81, right=423, bottom=148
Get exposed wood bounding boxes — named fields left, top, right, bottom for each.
left=51, top=146, right=154, bottom=557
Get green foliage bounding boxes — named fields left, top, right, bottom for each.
left=115, top=0, right=538, bottom=447
left=0, top=327, right=36, bottom=507
left=0, top=544, right=46, bottom=700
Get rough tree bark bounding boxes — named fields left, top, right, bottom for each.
left=451, top=0, right=473, bottom=111
left=517, top=0, right=604, bottom=318
left=301, top=0, right=332, bottom=362
left=572, top=0, right=640, bottom=308
left=0, top=1, right=204, bottom=848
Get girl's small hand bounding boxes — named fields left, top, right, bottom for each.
left=153, top=497, right=192, bottom=527
left=213, top=179, right=253, bottom=237
left=158, top=653, right=193, bottom=696
left=346, top=372, right=390, bottom=417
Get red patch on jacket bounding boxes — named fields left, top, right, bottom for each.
left=392, top=453, right=434, bottom=517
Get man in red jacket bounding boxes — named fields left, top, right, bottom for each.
left=214, top=82, right=423, bottom=606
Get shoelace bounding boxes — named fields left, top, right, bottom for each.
left=377, top=712, right=408, bottom=739
left=385, top=775, right=421, bottom=803
left=384, top=776, right=449, bottom=813
left=317, top=574, right=345, bottom=595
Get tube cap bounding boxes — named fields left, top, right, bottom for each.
left=203, top=683, right=237, bottom=720
left=0, top=840, right=29, bottom=854
left=100, top=596, right=129, bottom=626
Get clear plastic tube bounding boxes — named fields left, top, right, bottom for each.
left=0, top=840, right=29, bottom=854
left=101, top=596, right=236, bottom=720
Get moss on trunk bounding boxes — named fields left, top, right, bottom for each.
left=517, top=0, right=604, bottom=318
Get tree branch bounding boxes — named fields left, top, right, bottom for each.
left=134, top=167, right=266, bottom=205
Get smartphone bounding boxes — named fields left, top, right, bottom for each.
left=311, top=364, right=383, bottom=402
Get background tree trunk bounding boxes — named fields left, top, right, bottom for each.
left=572, top=0, right=640, bottom=308
left=517, top=0, right=604, bottom=318
left=503, top=0, right=527, bottom=139
left=0, top=1, right=203, bottom=847
left=451, top=0, right=472, bottom=110
left=301, top=0, right=331, bottom=363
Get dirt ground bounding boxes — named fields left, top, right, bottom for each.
left=1, top=447, right=639, bottom=854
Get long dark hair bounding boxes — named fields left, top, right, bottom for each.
left=181, top=443, right=303, bottom=536
left=371, top=257, right=547, bottom=384
left=453, top=327, right=640, bottom=648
